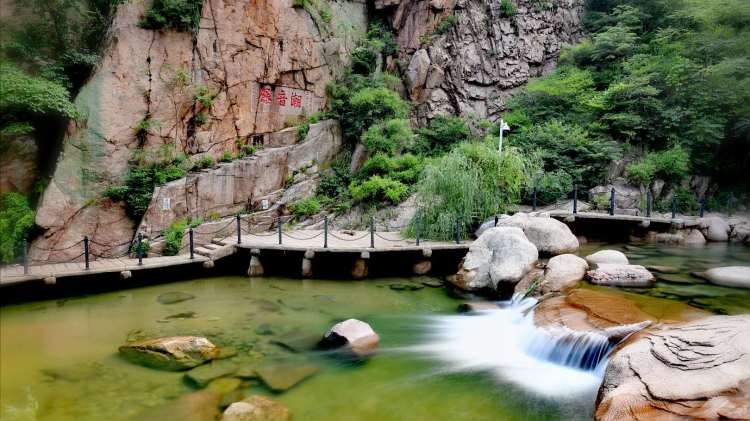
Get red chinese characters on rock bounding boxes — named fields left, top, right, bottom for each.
left=276, top=89, right=287, bottom=107
left=259, top=86, right=273, bottom=105
left=290, top=93, right=303, bottom=109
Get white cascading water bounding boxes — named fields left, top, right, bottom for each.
left=408, top=294, right=612, bottom=398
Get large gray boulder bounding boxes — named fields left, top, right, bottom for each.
left=697, top=266, right=750, bottom=289
left=490, top=213, right=579, bottom=255
left=119, top=336, right=220, bottom=371
left=698, top=216, right=730, bottom=241
left=589, top=179, right=642, bottom=210
left=585, top=250, right=628, bottom=266
left=450, top=227, right=538, bottom=293
left=596, top=315, right=750, bottom=420
left=541, top=254, right=589, bottom=293
left=586, top=264, right=655, bottom=288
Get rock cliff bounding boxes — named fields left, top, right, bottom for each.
left=31, top=0, right=366, bottom=259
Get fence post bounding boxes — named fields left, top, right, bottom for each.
left=699, top=198, right=705, bottom=218
left=532, top=185, right=537, bottom=211
left=416, top=215, right=421, bottom=246
left=671, top=197, right=677, bottom=219
left=494, top=215, right=499, bottom=227
left=137, top=233, right=143, bottom=266
left=646, top=191, right=652, bottom=218
left=609, top=188, right=615, bottom=216
left=236, top=214, right=241, bottom=244
left=323, top=216, right=328, bottom=248
left=23, top=237, right=28, bottom=275
left=573, top=184, right=578, bottom=214
left=189, top=228, right=194, bottom=260
left=370, top=217, right=375, bottom=248
left=278, top=218, right=283, bottom=245
left=455, top=218, right=461, bottom=245
left=84, top=236, right=90, bottom=269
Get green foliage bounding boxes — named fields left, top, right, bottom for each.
left=140, top=0, right=204, bottom=32
left=625, top=145, right=690, bottom=186
left=534, top=170, right=575, bottom=205
left=624, top=159, right=654, bottom=186
left=413, top=116, right=471, bottom=156
left=349, top=176, right=409, bottom=205
left=0, top=193, right=35, bottom=264
left=220, top=151, right=232, bottom=162
left=499, top=0, right=516, bottom=18
left=407, top=142, right=537, bottom=240
left=359, top=153, right=424, bottom=184
left=296, top=111, right=326, bottom=140
left=161, top=219, right=187, bottom=256
left=197, top=155, right=215, bottom=169
left=194, top=85, right=213, bottom=108
left=194, top=111, right=209, bottom=126
left=361, top=118, right=413, bottom=154
left=435, top=15, right=457, bottom=34
left=290, top=197, right=321, bottom=217
left=102, top=185, right=128, bottom=201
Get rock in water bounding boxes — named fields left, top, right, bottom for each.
left=488, top=213, right=579, bottom=255
left=157, top=291, right=196, bottom=304
left=450, top=227, right=538, bottom=294
left=221, top=395, right=291, bottom=421
left=699, top=216, right=731, bottom=242
left=185, top=360, right=239, bottom=387
left=119, top=336, right=220, bottom=371
left=255, top=362, right=318, bottom=392
left=586, top=264, right=655, bottom=287
left=137, top=390, right=220, bottom=421
left=541, top=254, right=589, bottom=293
left=585, top=250, right=628, bottom=266
left=596, top=315, right=750, bottom=420
left=320, top=319, right=380, bottom=357
left=698, top=266, right=750, bottom=288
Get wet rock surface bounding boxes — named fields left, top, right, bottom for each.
left=221, top=395, right=291, bottom=421
left=320, top=319, right=380, bottom=357
left=586, top=264, right=655, bottom=288
left=255, top=361, right=319, bottom=392
left=137, top=390, right=221, bottom=421
left=695, top=266, right=750, bottom=289
left=596, top=315, right=750, bottom=420
left=119, top=336, right=220, bottom=371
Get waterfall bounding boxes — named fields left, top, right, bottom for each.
left=408, top=294, right=617, bottom=397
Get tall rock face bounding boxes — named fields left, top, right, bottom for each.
left=384, top=0, right=584, bottom=120
left=31, top=0, right=366, bottom=260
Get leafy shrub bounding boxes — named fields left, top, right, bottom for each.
left=130, top=238, right=151, bottom=256
left=194, top=85, right=213, bottom=108
left=296, top=111, right=326, bottom=140
left=499, top=0, right=516, bottom=18
left=103, top=186, right=128, bottom=202
left=194, top=111, right=209, bottom=126
left=0, top=193, right=35, bottom=264
left=348, top=87, right=410, bottom=136
left=290, top=197, right=321, bottom=216
left=413, top=116, right=471, bottom=156
left=625, top=159, right=655, bottom=186
left=220, top=151, right=232, bottom=162
left=406, top=142, right=536, bottom=240
left=140, top=0, right=204, bottom=32
left=359, top=153, right=424, bottom=184
left=435, top=15, right=457, bottom=34
left=361, top=118, right=413, bottom=154
left=534, top=170, right=574, bottom=205
left=625, top=145, right=690, bottom=186
left=161, top=219, right=187, bottom=256
left=197, top=155, right=215, bottom=169
left=349, top=176, right=409, bottom=205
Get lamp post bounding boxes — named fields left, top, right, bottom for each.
left=498, top=119, right=510, bottom=156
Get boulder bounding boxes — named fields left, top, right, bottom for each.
left=730, top=222, right=750, bottom=244
left=450, top=227, right=538, bottom=293
left=584, top=250, right=628, bottom=266
left=119, top=336, right=220, bottom=371
left=320, top=319, right=380, bottom=357
left=699, top=216, right=730, bottom=241
left=697, top=266, right=750, bottom=289
left=683, top=228, right=706, bottom=245
left=589, top=179, right=642, bottom=210
left=493, top=213, right=579, bottom=255
left=221, top=396, right=291, bottom=421
left=185, top=360, right=239, bottom=387
left=586, top=264, right=655, bottom=288
left=596, top=315, right=750, bottom=420
left=541, top=254, right=589, bottom=293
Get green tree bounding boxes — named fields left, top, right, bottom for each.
left=0, top=193, right=35, bottom=263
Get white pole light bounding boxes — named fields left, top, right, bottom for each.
left=498, top=119, right=510, bottom=156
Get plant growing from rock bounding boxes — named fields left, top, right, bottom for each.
left=499, top=0, right=516, bottom=18
left=435, top=15, right=457, bottom=35
left=139, top=0, right=204, bottom=32
left=0, top=193, right=35, bottom=264
left=290, top=197, right=321, bottom=217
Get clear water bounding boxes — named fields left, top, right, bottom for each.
left=1, top=243, right=749, bottom=420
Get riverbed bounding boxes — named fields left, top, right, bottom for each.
left=1, top=243, right=748, bottom=420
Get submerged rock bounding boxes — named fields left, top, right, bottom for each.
left=644, top=265, right=679, bottom=274
left=157, top=292, right=196, bottom=305
left=584, top=250, right=628, bottom=266
left=596, top=315, right=750, bottom=420
left=695, top=266, right=750, bottom=289
left=586, top=264, right=655, bottom=288
left=541, top=254, right=589, bottom=293
left=119, top=336, right=220, bottom=371
left=450, top=227, right=538, bottom=294
left=320, top=319, right=380, bottom=357
left=137, top=390, right=220, bottom=421
left=255, top=362, right=318, bottom=392
left=270, top=331, right=321, bottom=353
left=221, top=395, right=291, bottom=421
left=389, top=282, right=424, bottom=291
left=185, top=360, right=239, bottom=387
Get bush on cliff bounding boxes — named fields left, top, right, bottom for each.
left=140, top=0, right=204, bottom=32
left=0, top=193, right=35, bottom=264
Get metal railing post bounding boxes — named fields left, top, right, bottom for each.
left=609, top=188, right=615, bottom=216
left=671, top=197, right=677, bottom=219
left=189, top=228, right=194, bottom=259
left=573, top=184, right=578, bottom=214
left=416, top=215, right=421, bottom=246
left=646, top=191, right=652, bottom=218
left=278, top=218, right=283, bottom=245
left=699, top=198, right=705, bottom=218
left=84, top=236, right=90, bottom=269
left=23, top=237, right=28, bottom=275
left=532, top=186, right=537, bottom=211
left=137, top=233, right=143, bottom=266
left=323, top=216, right=328, bottom=248
left=236, top=214, right=241, bottom=244
left=455, top=218, right=460, bottom=244
left=370, top=217, right=375, bottom=248
left=494, top=215, right=499, bottom=227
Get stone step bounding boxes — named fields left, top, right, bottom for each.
left=194, top=247, right=214, bottom=256
left=211, top=238, right=225, bottom=245
left=204, top=243, right=221, bottom=250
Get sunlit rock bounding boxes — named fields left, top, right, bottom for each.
left=695, top=266, right=750, bottom=289
left=586, top=264, right=655, bottom=288
left=542, top=254, right=589, bottom=293
left=119, top=336, right=220, bottom=371
left=320, top=319, right=380, bottom=357
left=585, top=250, right=628, bottom=266
left=221, top=395, right=290, bottom=421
